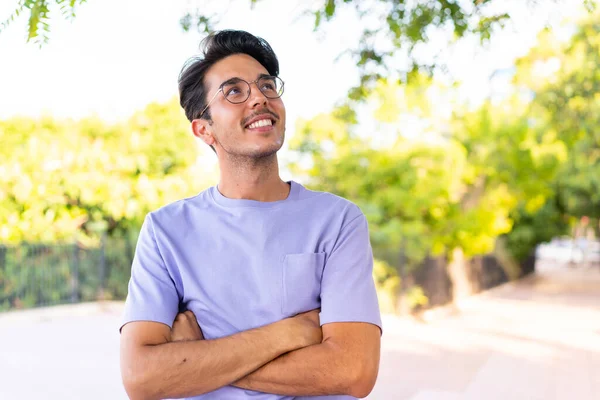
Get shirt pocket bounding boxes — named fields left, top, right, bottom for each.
left=281, top=252, right=326, bottom=316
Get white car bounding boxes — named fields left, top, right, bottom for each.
left=536, top=238, right=600, bottom=264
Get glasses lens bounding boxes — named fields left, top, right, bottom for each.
left=222, top=80, right=251, bottom=104
left=258, top=76, right=284, bottom=98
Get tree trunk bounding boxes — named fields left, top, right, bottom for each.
left=447, top=247, right=472, bottom=302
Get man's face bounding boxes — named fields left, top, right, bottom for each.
left=200, top=53, right=286, bottom=159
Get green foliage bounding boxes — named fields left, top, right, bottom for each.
left=0, top=234, right=137, bottom=310
left=289, top=61, right=582, bottom=308
left=584, top=0, right=598, bottom=11
left=290, top=76, right=564, bottom=266
left=4, top=1, right=600, bottom=312
left=8, top=0, right=596, bottom=96
left=0, top=99, right=212, bottom=309
left=511, top=14, right=600, bottom=230
left=405, top=285, right=429, bottom=310
left=180, top=12, right=215, bottom=34
left=305, top=0, right=511, bottom=87
left=178, top=0, right=596, bottom=100
left=0, top=98, right=210, bottom=244
left=0, top=244, right=73, bottom=309
left=1, top=0, right=86, bottom=46
left=504, top=199, right=568, bottom=262
left=454, top=13, right=600, bottom=260
left=372, top=258, right=401, bottom=313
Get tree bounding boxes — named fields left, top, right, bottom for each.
left=452, top=97, right=568, bottom=263
left=0, top=98, right=219, bottom=308
left=1, top=0, right=87, bottom=45
left=288, top=75, right=566, bottom=306
left=512, top=14, right=600, bottom=230
left=4, top=0, right=597, bottom=89
left=0, top=98, right=212, bottom=243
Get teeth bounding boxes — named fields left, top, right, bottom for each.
left=248, top=119, right=273, bottom=129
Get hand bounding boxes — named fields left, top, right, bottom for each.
left=170, top=310, right=204, bottom=342
left=289, top=309, right=322, bottom=348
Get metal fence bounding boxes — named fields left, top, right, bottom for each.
left=0, top=234, right=136, bottom=311
left=1, top=233, right=536, bottom=312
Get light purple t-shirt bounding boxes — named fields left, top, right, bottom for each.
left=122, top=181, right=382, bottom=399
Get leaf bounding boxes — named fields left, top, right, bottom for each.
left=324, top=0, right=336, bottom=19
left=314, top=10, right=322, bottom=30
left=179, top=13, right=192, bottom=32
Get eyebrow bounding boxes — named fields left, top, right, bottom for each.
left=219, top=77, right=243, bottom=87
left=257, top=73, right=274, bottom=80
left=218, top=73, right=274, bottom=88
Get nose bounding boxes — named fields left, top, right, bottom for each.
left=248, top=82, right=268, bottom=108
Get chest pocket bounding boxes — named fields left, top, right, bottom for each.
left=281, top=252, right=326, bottom=316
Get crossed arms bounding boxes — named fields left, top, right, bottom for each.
left=120, top=309, right=381, bottom=399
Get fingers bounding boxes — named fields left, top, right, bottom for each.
left=187, top=311, right=199, bottom=323
left=175, top=310, right=196, bottom=320
left=173, top=310, right=200, bottom=332
left=171, top=310, right=204, bottom=342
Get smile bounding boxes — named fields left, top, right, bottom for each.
left=247, top=119, right=273, bottom=129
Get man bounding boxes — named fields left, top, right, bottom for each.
left=120, top=30, right=382, bottom=400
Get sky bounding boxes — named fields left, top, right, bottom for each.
left=0, top=0, right=361, bottom=126
left=0, top=0, right=584, bottom=135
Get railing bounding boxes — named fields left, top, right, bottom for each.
left=0, top=235, right=136, bottom=311
left=1, top=234, right=536, bottom=313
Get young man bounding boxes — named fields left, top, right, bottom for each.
left=119, top=30, right=382, bottom=400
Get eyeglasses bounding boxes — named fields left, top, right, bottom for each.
left=198, top=75, right=285, bottom=118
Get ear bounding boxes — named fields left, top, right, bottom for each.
left=191, top=119, right=216, bottom=147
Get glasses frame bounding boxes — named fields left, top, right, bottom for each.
left=198, top=75, right=285, bottom=119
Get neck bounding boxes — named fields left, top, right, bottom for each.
left=216, top=153, right=289, bottom=202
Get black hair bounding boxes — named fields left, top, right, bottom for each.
left=178, top=30, right=280, bottom=123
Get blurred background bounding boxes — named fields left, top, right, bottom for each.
left=0, top=0, right=599, bottom=399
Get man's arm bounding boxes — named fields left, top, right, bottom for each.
left=233, top=210, right=382, bottom=397
left=120, top=310, right=321, bottom=400
left=232, top=321, right=381, bottom=398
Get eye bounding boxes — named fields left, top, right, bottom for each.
left=223, top=82, right=248, bottom=102
left=261, top=82, right=276, bottom=91
left=225, top=86, right=242, bottom=96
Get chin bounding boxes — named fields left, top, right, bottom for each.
left=249, top=134, right=285, bottom=157
left=250, top=143, right=283, bottom=159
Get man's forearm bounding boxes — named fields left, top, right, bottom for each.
left=122, top=320, right=300, bottom=400
left=233, top=340, right=358, bottom=397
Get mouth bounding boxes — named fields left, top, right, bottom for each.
left=246, top=118, right=274, bottom=130
left=244, top=113, right=278, bottom=132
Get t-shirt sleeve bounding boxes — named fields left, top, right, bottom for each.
left=120, top=213, right=180, bottom=331
left=319, top=210, right=382, bottom=332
